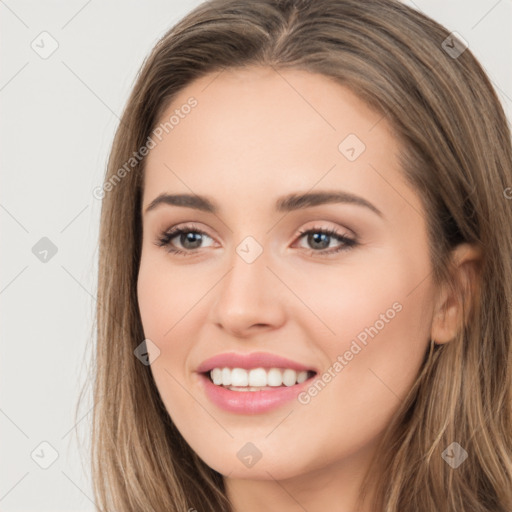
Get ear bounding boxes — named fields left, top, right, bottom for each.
left=430, top=243, right=482, bottom=344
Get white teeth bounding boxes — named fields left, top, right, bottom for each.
left=231, top=368, right=249, bottom=386
left=296, top=370, right=308, bottom=383
left=221, top=367, right=232, bottom=386
left=248, top=368, right=267, bottom=387
left=208, top=367, right=312, bottom=388
left=211, top=368, right=222, bottom=385
left=267, top=368, right=283, bottom=386
left=282, top=369, right=297, bottom=387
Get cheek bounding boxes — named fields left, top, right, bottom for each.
left=136, top=253, right=222, bottom=401
left=294, top=253, right=433, bottom=435
left=136, top=257, right=205, bottom=423
left=136, top=256, right=194, bottom=395
left=137, top=253, right=208, bottom=341
left=288, top=250, right=431, bottom=353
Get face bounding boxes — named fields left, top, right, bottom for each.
left=137, top=66, right=437, bottom=482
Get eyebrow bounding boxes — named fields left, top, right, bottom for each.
left=144, top=190, right=383, bottom=217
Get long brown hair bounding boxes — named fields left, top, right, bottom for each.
left=79, top=0, right=512, bottom=510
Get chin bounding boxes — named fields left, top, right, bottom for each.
left=197, top=444, right=312, bottom=481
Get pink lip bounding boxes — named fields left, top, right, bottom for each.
left=195, top=351, right=317, bottom=414
left=197, top=372, right=316, bottom=414
left=196, top=351, right=316, bottom=373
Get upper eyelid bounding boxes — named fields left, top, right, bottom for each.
left=164, top=223, right=214, bottom=239
left=161, top=222, right=353, bottom=239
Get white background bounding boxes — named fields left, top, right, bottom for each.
left=1, top=0, right=511, bottom=510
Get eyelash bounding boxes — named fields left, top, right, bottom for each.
left=155, top=223, right=357, bottom=257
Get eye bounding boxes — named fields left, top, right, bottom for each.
left=155, top=223, right=215, bottom=256
left=295, top=226, right=357, bottom=256
left=154, top=223, right=357, bottom=257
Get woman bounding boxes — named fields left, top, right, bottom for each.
left=87, top=0, right=512, bottom=510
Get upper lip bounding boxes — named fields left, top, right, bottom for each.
left=196, top=351, right=318, bottom=374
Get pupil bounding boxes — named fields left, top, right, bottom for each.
left=309, top=232, right=329, bottom=249
left=182, top=232, right=202, bottom=249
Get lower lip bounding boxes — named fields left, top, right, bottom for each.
left=198, top=372, right=315, bottom=414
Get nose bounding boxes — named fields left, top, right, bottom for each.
left=208, top=244, right=287, bottom=338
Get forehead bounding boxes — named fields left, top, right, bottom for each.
left=142, top=66, right=420, bottom=220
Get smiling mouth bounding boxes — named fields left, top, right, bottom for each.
left=202, top=367, right=317, bottom=391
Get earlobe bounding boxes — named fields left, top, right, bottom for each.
left=430, top=243, right=482, bottom=345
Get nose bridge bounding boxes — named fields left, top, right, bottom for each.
left=209, top=234, right=284, bottom=334
left=221, top=235, right=269, bottom=307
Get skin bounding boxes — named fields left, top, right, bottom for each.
left=137, top=66, right=479, bottom=511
